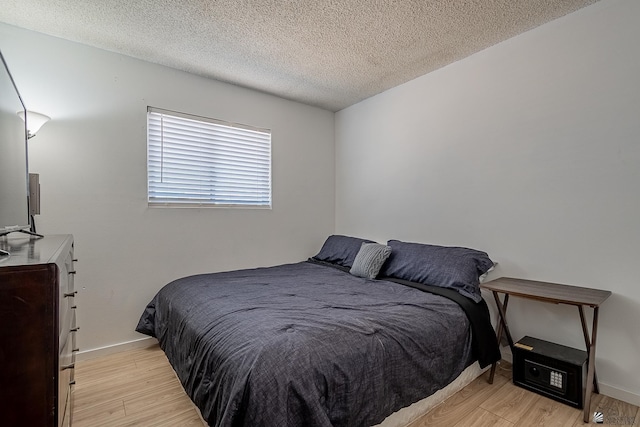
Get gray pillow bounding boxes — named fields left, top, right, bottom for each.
left=350, top=242, right=392, bottom=279
left=312, top=235, right=375, bottom=268
left=380, top=240, right=494, bottom=302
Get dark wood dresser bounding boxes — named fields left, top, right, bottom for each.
left=0, top=234, right=77, bottom=427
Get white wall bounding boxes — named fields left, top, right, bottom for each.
left=0, top=23, right=335, bottom=352
left=336, top=0, right=640, bottom=403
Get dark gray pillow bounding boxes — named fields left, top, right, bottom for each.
left=380, top=240, right=494, bottom=302
left=350, top=242, right=392, bottom=279
left=312, top=235, right=375, bottom=268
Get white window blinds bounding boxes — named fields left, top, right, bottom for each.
left=147, top=107, right=271, bottom=208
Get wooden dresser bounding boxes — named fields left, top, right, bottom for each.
left=0, top=234, right=77, bottom=427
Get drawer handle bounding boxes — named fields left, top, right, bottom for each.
left=69, top=380, right=76, bottom=386
left=73, top=259, right=78, bottom=262
left=71, top=305, right=77, bottom=309
left=69, top=271, right=77, bottom=275
left=62, top=363, right=75, bottom=371
left=70, top=327, right=80, bottom=333
left=73, top=348, right=80, bottom=352
left=64, top=291, right=78, bottom=298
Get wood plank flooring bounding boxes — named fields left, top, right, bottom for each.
left=74, top=344, right=639, bottom=426
left=74, top=345, right=205, bottom=426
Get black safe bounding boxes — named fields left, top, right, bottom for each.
left=513, top=336, right=587, bottom=408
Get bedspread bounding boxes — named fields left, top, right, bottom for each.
left=136, top=261, right=490, bottom=426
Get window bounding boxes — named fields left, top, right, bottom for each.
left=147, top=107, right=271, bottom=208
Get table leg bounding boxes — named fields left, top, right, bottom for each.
left=489, top=291, right=513, bottom=384
left=496, top=294, right=510, bottom=347
left=578, top=306, right=599, bottom=394
left=492, top=291, right=515, bottom=348
left=583, top=307, right=600, bottom=423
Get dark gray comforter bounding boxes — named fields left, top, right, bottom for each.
left=136, top=261, right=479, bottom=427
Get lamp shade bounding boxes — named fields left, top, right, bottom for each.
left=17, top=110, right=51, bottom=138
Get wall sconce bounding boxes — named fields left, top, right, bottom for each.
left=17, top=110, right=51, bottom=139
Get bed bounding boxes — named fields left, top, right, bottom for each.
left=136, top=236, right=500, bottom=427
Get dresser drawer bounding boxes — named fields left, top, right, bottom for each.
left=58, top=244, right=76, bottom=351
left=56, top=238, right=77, bottom=427
left=64, top=245, right=75, bottom=292
left=60, top=386, right=71, bottom=427
left=58, top=322, right=75, bottom=427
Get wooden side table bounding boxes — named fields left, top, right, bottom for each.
left=480, top=277, right=611, bottom=423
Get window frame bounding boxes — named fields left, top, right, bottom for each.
left=147, top=107, right=272, bottom=209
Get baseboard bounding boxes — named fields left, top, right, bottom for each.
left=76, top=336, right=158, bottom=362
left=498, top=345, right=639, bottom=407
left=597, top=383, right=640, bottom=408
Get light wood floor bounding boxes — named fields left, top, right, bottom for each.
left=74, top=344, right=639, bottom=427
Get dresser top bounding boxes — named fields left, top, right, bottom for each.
left=0, top=234, right=73, bottom=267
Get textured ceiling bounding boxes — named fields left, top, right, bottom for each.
left=0, top=0, right=599, bottom=111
